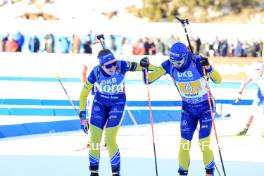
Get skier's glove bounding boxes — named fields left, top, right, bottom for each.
left=79, top=111, right=89, bottom=134
left=140, top=57, right=150, bottom=69
left=200, top=56, right=210, bottom=66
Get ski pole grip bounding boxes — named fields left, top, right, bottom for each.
left=175, top=16, right=183, bottom=24
left=175, top=16, right=189, bottom=25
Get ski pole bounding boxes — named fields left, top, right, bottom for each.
left=96, top=34, right=105, bottom=49
left=56, top=76, right=79, bottom=116
left=144, top=68, right=159, bottom=176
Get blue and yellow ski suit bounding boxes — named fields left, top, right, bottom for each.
left=143, top=54, right=222, bottom=175
left=79, top=60, right=141, bottom=174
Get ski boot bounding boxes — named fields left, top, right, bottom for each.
left=237, top=128, right=248, bottom=136
left=90, top=172, right=99, bottom=176
left=205, top=167, right=214, bottom=176
left=112, top=171, right=120, bottom=176
left=178, top=169, right=188, bottom=176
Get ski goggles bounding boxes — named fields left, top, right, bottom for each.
left=104, top=61, right=117, bottom=69
left=169, top=52, right=187, bottom=61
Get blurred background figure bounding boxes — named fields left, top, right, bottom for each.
left=144, top=37, right=156, bottom=55
left=235, top=61, right=264, bottom=136
left=28, top=34, right=40, bottom=53
left=109, top=35, right=117, bottom=53
left=91, top=35, right=103, bottom=55
left=0, top=35, right=4, bottom=52
left=13, top=30, right=24, bottom=52
left=58, top=36, right=70, bottom=53
left=120, top=37, right=132, bottom=55
left=132, top=38, right=145, bottom=55
left=234, top=39, right=243, bottom=57
left=155, top=38, right=166, bottom=56
left=43, top=33, right=55, bottom=53
left=83, top=34, right=92, bottom=54
left=194, top=37, right=202, bottom=55
left=4, top=35, right=19, bottom=52
left=71, top=34, right=81, bottom=54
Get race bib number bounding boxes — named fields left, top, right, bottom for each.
left=178, top=80, right=202, bottom=95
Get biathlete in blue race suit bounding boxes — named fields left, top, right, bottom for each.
left=140, top=42, right=222, bottom=176
left=79, top=49, right=143, bottom=176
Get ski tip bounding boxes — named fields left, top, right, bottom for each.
left=220, top=134, right=250, bottom=138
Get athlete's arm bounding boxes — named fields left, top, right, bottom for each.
left=235, top=77, right=253, bottom=102
left=143, top=66, right=166, bottom=84
left=79, top=81, right=93, bottom=111
left=198, top=56, right=222, bottom=84
left=207, top=68, right=222, bottom=84
left=79, top=69, right=97, bottom=111
left=128, top=61, right=141, bottom=71
left=238, top=77, right=253, bottom=94
left=140, top=57, right=166, bottom=84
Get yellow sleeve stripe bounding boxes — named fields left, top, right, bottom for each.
left=147, top=65, right=166, bottom=83
left=79, top=81, right=93, bottom=111
left=208, top=69, right=222, bottom=84
left=134, top=62, right=142, bottom=71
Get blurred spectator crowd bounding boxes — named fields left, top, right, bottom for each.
left=0, top=31, right=263, bottom=58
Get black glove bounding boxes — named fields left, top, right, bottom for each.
left=79, top=111, right=89, bottom=134
left=200, top=56, right=210, bottom=66
left=140, top=57, right=150, bottom=68
left=96, top=34, right=105, bottom=41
